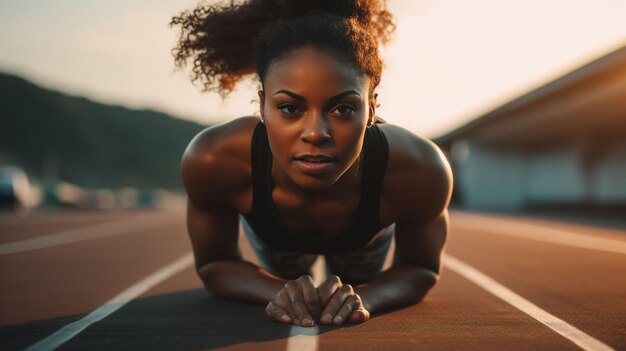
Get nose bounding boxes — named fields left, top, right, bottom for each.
left=300, top=111, right=331, bottom=145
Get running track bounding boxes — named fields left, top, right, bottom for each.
left=0, top=209, right=624, bottom=350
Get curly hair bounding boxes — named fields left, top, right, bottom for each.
left=170, top=0, right=395, bottom=98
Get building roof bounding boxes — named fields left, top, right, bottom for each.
left=434, top=45, right=626, bottom=151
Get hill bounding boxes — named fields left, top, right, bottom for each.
left=0, top=72, right=208, bottom=191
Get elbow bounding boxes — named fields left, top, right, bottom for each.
left=408, top=268, right=439, bottom=305
left=426, top=270, right=439, bottom=288
left=197, top=261, right=230, bottom=298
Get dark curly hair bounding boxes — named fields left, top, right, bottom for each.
left=170, top=0, right=395, bottom=99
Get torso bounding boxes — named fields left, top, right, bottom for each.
left=204, top=116, right=438, bottom=239
left=274, top=194, right=360, bottom=236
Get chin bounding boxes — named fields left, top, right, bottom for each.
left=294, top=175, right=336, bottom=190
left=291, top=170, right=342, bottom=191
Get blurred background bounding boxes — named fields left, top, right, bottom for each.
left=1, top=0, right=625, bottom=217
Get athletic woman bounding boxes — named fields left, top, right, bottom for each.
left=171, top=0, right=452, bottom=327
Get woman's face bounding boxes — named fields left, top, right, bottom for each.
left=260, top=47, right=373, bottom=192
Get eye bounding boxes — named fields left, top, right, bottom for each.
left=277, top=103, right=302, bottom=117
left=331, top=104, right=356, bottom=116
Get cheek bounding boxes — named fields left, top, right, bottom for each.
left=266, top=128, right=294, bottom=160
left=335, top=126, right=366, bottom=161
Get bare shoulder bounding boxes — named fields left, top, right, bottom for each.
left=181, top=116, right=259, bottom=210
left=378, top=124, right=453, bottom=223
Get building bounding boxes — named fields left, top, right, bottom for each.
left=435, top=45, right=626, bottom=212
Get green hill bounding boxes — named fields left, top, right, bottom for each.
left=0, top=72, right=208, bottom=191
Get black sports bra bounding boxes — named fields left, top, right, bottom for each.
left=243, top=122, right=389, bottom=254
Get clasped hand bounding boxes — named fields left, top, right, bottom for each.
left=265, top=275, right=370, bottom=327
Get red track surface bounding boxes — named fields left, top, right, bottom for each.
left=0, top=209, right=624, bottom=350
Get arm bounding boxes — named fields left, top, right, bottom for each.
left=186, top=199, right=286, bottom=304
left=355, top=211, right=448, bottom=313
left=183, top=120, right=327, bottom=327
left=182, top=119, right=287, bottom=305
left=187, top=180, right=323, bottom=326
left=188, top=199, right=324, bottom=326
left=354, top=127, right=453, bottom=314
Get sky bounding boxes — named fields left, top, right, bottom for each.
left=1, top=0, right=625, bottom=138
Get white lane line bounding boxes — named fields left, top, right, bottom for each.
left=0, top=214, right=122, bottom=229
left=25, top=252, right=194, bottom=351
left=287, top=326, right=319, bottom=351
left=453, top=214, right=626, bottom=255
left=444, top=255, right=615, bottom=351
left=285, top=256, right=325, bottom=351
left=0, top=214, right=177, bottom=256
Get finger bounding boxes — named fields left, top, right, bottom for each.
left=348, top=294, right=370, bottom=323
left=276, top=289, right=297, bottom=322
left=298, top=275, right=322, bottom=319
left=266, top=302, right=292, bottom=324
left=266, top=302, right=292, bottom=323
left=317, top=275, right=341, bottom=307
left=285, top=281, right=314, bottom=327
left=349, top=307, right=370, bottom=324
left=332, top=295, right=358, bottom=325
left=320, top=283, right=353, bottom=325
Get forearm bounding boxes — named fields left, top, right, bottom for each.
left=198, top=260, right=286, bottom=304
left=355, top=265, right=438, bottom=314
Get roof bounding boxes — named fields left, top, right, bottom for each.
left=434, top=44, right=626, bottom=150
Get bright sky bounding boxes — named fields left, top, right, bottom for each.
left=1, top=0, right=625, bottom=138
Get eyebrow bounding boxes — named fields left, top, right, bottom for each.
left=273, top=89, right=362, bottom=101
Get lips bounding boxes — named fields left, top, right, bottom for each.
left=293, top=154, right=337, bottom=174
left=294, top=154, right=336, bottom=163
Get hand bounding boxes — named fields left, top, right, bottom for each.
left=265, top=275, right=322, bottom=327
left=317, top=275, right=370, bottom=325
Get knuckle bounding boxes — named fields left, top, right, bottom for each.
left=297, top=274, right=312, bottom=284
left=277, top=292, right=290, bottom=305
left=341, top=284, right=354, bottom=293
left=319, top=282, right=332, bottom=292
left=304, top=295, right=317, bottom=304
left=318, top=292, right=330, bottom=304
left=292, top=296, right=304, bottom=304
left=277, top=290, right=287, bottom=299
left=329, top=275, right=341, bottom=283
left=284, top=281, right=296, bottom=289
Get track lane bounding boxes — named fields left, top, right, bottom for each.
left=0, top=212, right=189, bottom=327
left=52, top=258, right=583, bottom=351
left=0, top=213, right=182, bottom=256
left=452, top=212, right=626, bottom=255
left=2, top=210, right=624, bottom=350
left=24, top=253, right=194, bottom=351
left=58, top=218, right=591, bottom=350
left=0, top=211, right=149, bottom=244
left=0, top=210, right=135, bottom=229
left=447, top=212, right=626, bottom=350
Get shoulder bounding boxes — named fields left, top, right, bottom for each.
left=378, top=123, right=453, bottom=223
left=181, top=116, right=260, bottom=209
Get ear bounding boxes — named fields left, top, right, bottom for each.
left=258, top=90, right=266, bottom=119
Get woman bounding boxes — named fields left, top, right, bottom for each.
left=171, top=0, right=452, bottom=327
